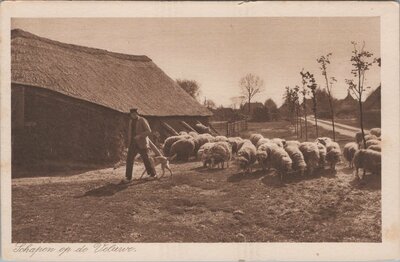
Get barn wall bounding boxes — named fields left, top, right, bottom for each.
left=11, top=84, right=211, bottom=168
left=12, top=84, right=129, bottom=166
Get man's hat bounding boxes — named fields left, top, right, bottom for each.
left=130, top=108, right=138, bottom=113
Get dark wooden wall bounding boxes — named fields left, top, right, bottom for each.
left=11, top=84, right=210, bottom=168
left=12, top=84, right=129, bottom=166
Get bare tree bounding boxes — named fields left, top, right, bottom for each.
left=283, top=86, right=294, bottom=123
left=176, top=79, right=201, bottom=101
left=306, top=73, right=319, bottom=137
left=300, top=69, right=310, bottom=141
left=239, top=73, right=265, bottom=114
left=317, top=53, right=337, bottom=141
left=203, top=97, right=217, bottom=109
left=346, top=41, right=376, bottom=149
left=294, top=85, right=302, bottom=139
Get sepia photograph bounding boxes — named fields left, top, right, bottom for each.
left=1, top=1, right=399, bottom=261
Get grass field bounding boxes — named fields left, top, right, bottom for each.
left=12, top=121, right=381, bottom=242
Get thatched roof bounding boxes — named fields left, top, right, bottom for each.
left=11, top=29, right=212, bottom=117
left=364, top=85, right=381, bottom=110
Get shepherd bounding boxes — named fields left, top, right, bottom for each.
left=121, top=108, right=157, bottom=183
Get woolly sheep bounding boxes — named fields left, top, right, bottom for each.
left=215, top=135, right=229, bottom=142
left=353, top=149, right=381, bottom=179
left=315, top=142, right=327, bottom=168
left=249, top=134, right=264, bottom=147
left=169, top=138, right=195, bottom=162
left=179, top=131, right=188, bottom=136
left=284, top=145, right=306, bottom=176
left=355, top=131, right=369, bottom=145
left=365, top=134, right=378, bottom=141
left=256, top=142, right=280, bottom=171
left=325, top=141, right=341, bottom=170
left=256, top=138, right=272, bottom=149
left=162, top=135, right=191, bottom=156
left=188, top=131, right=199, bottom=137
left=193, top=135, right=211, bottom=154
left=343, top=142, right=358, bottom=168
left=356, top=133, right=378, bottom=148
left=269, top=146, right=293, bottom=181
left=284, top=140, right=301, bottom=148
left=299, top=142, right=320, bottom=175
left=315, top=137, right=332, bottom=146
left=369, top=128, right=381, bottom=137
left=236, top=140, right=257, bottom=173
left=195, top=123, right=211, bottom=134
left=271, top=138, right=285, bottom=148
left=228, top=137, right=243, bottom=155
left=237, top=139, right=250, bottom=152
left=210, top=142, right=232, bottom=169
left=368, top=144, right=381, bottom=152
left=366, top=139, right=381, bottom=149
left=197, top=142, right=215, bottom=167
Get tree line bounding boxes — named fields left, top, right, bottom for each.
left=176, top=41, right=379, bottom=145
left=283, top=41, right=379, bottom=144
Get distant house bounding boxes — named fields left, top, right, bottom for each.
left=11, top=29, right=212, bottom=166
left=335, top=90, right=358, bottom=117
left=241, top=102, right=264, bottom=116
left=364, top=85, right=381, bottom=111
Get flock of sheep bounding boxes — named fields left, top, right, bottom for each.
left=161, top=127, right=382, bottom=182
left=343, top=128, right=382, bottom=180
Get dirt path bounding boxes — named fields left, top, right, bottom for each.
left=304, top=117, right=358, bottom=138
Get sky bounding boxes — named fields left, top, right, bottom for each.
left=12, top=17, right=380, bottom=107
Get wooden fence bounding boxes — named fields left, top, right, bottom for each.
left=226, top=120, right=248, bottom=136
left=210, top=120, right=248, bottom=136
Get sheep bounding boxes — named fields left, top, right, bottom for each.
left=353, top=149, right=381, bottom=180
left=314, top=142, right=327, bottom=168
left=256, top=142, right=280, bottom=171
left=162, top=135, right=191, bottom=156
left=343, top=142, right=358, bottom=168
left=179, top=131, right=188, bottom=136
left=365, top=134, right=378, bottom=142
left=369, top=128, right=381, bottom=137
left=249, top=134, right=264, bottom=147
left=315, top=137, right=332, bottom=146
left=299, top=142, right=320, bottom=175
left=195, top=123, right=211, bottom=134
left=215, top=135, right=229, bottom=142
left=368, top=144, right=381, bottom=152
left=237, top=139, right=251, bottom=152
left=210, top=142, right=232, bottom=169
left=366, top=139, right=381, bottom=149
left=193, top=135, right=211, bottom=155
left=228, top=137, right=243, bottom=155
left=236, top=140, right=257, bottom=174
left=188, top=131, right=198, bottom=137
left=197, top=142, right=215, bottom=167
left=325, top=141, right=341, bottom=171
left=284, top=145, right=306, bottom=176
left=271, top=138, right=285, bottom=148
left=267, top=146, right=293, bottom=181
left=169, top=138, right=195, bottom=162
left=284, top=140, right=301, bottom=148
left=256, top=138, right=272, bottom=149
left=355, top=131, right=369, bottom=145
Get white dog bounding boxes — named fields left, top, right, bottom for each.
left=139, top=155, right=173, bottom=179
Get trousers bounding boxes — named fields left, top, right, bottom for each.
left=125, top=143, right=156, bottom=180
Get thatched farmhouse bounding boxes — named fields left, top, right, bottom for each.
left=11, top=29, right=212, bottom=166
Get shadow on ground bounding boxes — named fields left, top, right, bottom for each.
left=77, top=179, right=157, bottom=198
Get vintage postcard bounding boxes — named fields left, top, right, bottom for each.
left=1, top=1, right=399, bottom=261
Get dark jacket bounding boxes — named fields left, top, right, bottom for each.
left=129, top=116, right=151, bottom=149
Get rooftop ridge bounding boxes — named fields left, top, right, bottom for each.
left=11, top=28, right=152, bottom=62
